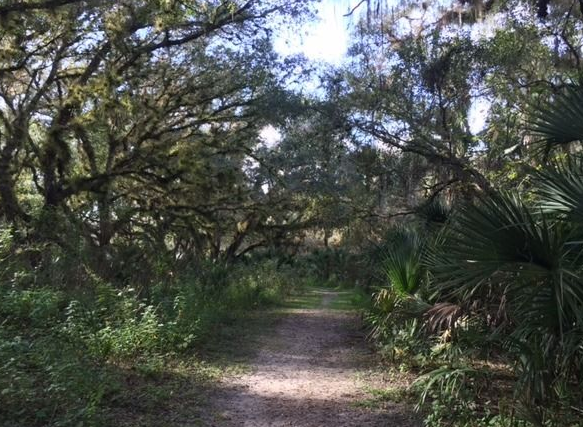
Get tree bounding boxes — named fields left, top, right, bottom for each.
left=0, top=0, right=315, bottom=277
left=330, top=0, right=583, bottom=213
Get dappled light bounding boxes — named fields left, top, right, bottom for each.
left=207, top=290, right=419, bottom=426
left=1, top=1, right=583, bottom=426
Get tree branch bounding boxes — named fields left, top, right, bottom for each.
left=0, top=0, right=84, bottom=16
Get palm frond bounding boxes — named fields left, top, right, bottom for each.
left=430, top=190, right=583, bottom=402
left=382, top=226, right=426, bottom=295
left=416, top=197, right=451, bottom=225
left=433, top=191, right=583, bottom=336
left=533, top=156, right=583, bottom=224
left=530, top=84, right=583, bottom=155
left=424, top=302, right=464, bottom=335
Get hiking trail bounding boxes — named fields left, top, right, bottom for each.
left=205, top=289, right=420, bottom=427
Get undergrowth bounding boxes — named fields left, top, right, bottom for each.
left=0, top=249, right=304, bottom=427
left=361, top=216, right=583, bottom=427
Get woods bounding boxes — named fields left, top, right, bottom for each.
left=1, top=0, right=583, bottom=426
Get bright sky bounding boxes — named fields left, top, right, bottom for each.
left=272, top=0, right=488, bottom=134
left=273, top=0, right=357, bottom=64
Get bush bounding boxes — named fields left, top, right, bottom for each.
left=0, top=285, right=113, bottom=427
left=364, top=183, right=583, bottom=426
left=0, top=256, right=302, bottom=427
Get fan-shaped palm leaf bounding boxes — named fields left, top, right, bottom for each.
left=435, top=192, right=583, bottom=331
left=533, top=155, right=583, bottom=224
left=530, top=84, right=583, bottom=155
left=383, top=227, right=426, bottom=295
left=416, top=197, right=451, bottom=225
left=431, top=191, right=583, bottom=402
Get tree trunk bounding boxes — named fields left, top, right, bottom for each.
left=0, top=139, right=28, bottom=222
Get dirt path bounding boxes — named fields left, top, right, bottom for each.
left=206, top=289, right=420, bottom=427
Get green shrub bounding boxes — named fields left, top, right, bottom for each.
left=0, top=289, right=113, bottom=427
left=0, top=257, right=303, bottom=427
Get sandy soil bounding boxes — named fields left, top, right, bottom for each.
left=206, top=290, right=420, bottom=427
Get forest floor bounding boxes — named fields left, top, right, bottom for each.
left=201, top=288, right=421, bottom=427
left=109, top=287, right=421, bottom=426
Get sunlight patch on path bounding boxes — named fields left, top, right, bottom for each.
left=206, top=290, right=420, bottom=427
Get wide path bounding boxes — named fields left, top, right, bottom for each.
left=207, top=289, right=420, bottom=427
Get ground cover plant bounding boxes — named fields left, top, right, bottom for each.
left=2, top=1, right=583, bottom=426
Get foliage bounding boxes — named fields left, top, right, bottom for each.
left=382, top=226, right=427, bottom=296
left=366, top=172, right=583, bottom=425
left=3, top=0, right=583, bottom=425
left=530, top=85, right=583, bottom=156
left=0, top=0, right=316, bottom=268
left=0, top=250, right=300, bottom=426
left=435, top=190, right=583, bottom=405
left=349, top=2, right=583, bottom=421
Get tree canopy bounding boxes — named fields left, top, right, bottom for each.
left=2, top=1, right=583, bottom=426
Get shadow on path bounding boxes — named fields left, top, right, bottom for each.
left=205, top=290, right=421, bottom=427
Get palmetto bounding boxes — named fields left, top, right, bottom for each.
left=432, top=190, right=583, bottom=405
left=383, top=226, right=427, bottom=296
left=428, top=86, right=583, bottom=411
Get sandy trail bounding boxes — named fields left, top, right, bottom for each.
left=207, top=290, right=420, bottom=427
